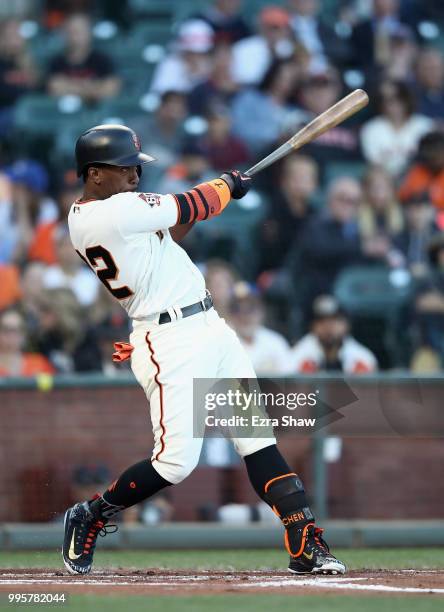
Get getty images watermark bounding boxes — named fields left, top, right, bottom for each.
left=193, top=376, right=444, bottom=439
left=193, top=378, right=322, bottom=438
left=204, top=387, right=318, bottom=429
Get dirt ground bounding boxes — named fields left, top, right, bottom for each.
left=1, top=568, right=444, bottom=597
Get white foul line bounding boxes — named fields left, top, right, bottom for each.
left=0, top=576, right=443, bottom=595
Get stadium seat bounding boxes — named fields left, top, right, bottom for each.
left=335, top=266, right=413, bottom=315
left=334, top=266, right=414, bottom=367
left=128, top=21, right=174, bottom=48
left=94, top=96, right=149, bottom=125
left=51, top=118, right=102, bottom=171
left=128, top=0, right=175, bottom=23
left=118, top=64, right=155, bottom=96
left=13, top=95, right=91, bottom=139
left=113, top=44, right=163, bottom=95
left=27, top=31, right=64, bottom=70
left=324, top=161, right=367, bottom=185
left=196, top=190, right=268, bottom=278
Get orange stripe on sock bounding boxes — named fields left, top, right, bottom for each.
left=286, top=522, right=314, bottom=558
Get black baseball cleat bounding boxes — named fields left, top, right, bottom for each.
left=62, top=502, right=117, bottom=575
left=287, top=523, right=346, bottom=575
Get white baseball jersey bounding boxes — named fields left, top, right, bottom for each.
left=69, top=185, right=275, bottom=485
left=68, top=191, right=206, bottom=319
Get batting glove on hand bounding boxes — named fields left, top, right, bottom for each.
left=220, top=170, right=252, bottom=199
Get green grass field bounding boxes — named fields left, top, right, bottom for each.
left=0, top=549, right=443, bottom=612
left=0, top=547, right=443, bottom=570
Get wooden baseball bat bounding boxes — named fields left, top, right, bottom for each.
left=244, top=89, right=369, bottom=177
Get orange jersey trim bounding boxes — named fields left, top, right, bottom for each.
left=75, top=198, right=97, bottom=205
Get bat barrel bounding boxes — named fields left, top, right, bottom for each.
left=245, top=89, right=369, bottom=178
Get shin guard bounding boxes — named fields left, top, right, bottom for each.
left=264, top=473, right=315, bottom=557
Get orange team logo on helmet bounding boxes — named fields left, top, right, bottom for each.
left=132, top=132, right=141, bottom=151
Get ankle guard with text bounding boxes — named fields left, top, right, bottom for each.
left=264, top=472, right=315, bottom=557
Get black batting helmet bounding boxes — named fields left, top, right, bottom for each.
left=75, top=124, right=155, bottom=177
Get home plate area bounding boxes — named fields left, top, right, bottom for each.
left=1, top=569, right=444, bottom=597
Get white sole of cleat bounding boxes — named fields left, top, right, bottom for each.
left=288, top=562, right=346, bottom=576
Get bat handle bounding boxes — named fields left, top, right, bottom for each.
left=244, top=167, right=257, bottom=178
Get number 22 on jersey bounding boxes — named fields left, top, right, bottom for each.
left=76, top=245, right=134, bottom=300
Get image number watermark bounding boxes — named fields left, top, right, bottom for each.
left=4, top=593, right=68, bottom=605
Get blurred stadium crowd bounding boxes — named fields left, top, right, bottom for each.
left=2, top=0, right=444, bottom=376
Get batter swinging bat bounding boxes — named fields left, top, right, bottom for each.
left=244, top=88, right=369, bottom=177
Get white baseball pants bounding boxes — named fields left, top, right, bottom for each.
left=130, top=308, right=276, bottom=484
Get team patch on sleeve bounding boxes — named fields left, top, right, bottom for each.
left=139, top=193, right=161, bottom=207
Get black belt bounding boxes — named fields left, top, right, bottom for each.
left=158, top=294, right=214, bottom=324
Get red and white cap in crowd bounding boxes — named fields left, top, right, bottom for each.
left=176, top=19, right=215, bottom=53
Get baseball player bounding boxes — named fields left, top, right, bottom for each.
left=62, top=124, right=346, bottom=576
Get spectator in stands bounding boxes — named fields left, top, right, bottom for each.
left=31, top=287, right=84, bottom=372
left=350, top=17, right=417, bottom=86
left=0, top=172, right=13, bottom=263
left=47, top=13, right=121, bottom=103
left=231, top=6, right=297, bottom=86
left=205, top=259, right=239, bottom=321
left=231, top=59, right=301, bottom=155
left=0, top=308, right=54, bottom=377
left=414, top=47, right=444, bottom=122
left=359, top=165, right=403, bottom=265
left=198, top=104, right=250, bottom=171
left=73, top=307, right=130, bottom=374
left=360, top=80, right=433, bottom=177
left=42, top=225, right=99, bottom=307
left=19, top=261, right=46, bottom=332
left=411, top=234, right=444, bottom=370
left=393, top=192, right=438, bottom=275
left=291, top=177, right=364, bottom=319
left=350, top=0, right=408, bottom=72
left=28, top=168, right=82, bottom=266
left=230, top=282, right=291, bottom=375
left=399, top=131, right=444, bottom=212
left=289, top=295, right=378, bottom=373
left=131, top=91, right=187, bottom=190
left=188, top=42, right=240, bottom=116
left=44, top=2, right=95, bottom=28
left=0, top=1, right=37, bottom=20
left=383, top=24, right=417, bottom=83
left=70, top=464, right=111, bottom=509
left=156, top=139, right=214, bottom=194
left=360, top=165, right=403, bottom=241
left=150, top=19, right=214, bottom=95
left=4, top=159, right=58, bottom=264
left=260, top=154, right=318, bottom=272
left=296, top=70, right=361, bottom=174
left=287, top=0, right=350, bottom=71
left=195, top=0, right=250, bottom=43
left=0, top=19, right=38, bottom=133
left=0, top=264, right=21, bottom=310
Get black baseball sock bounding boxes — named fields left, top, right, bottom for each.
left=244, top=444, right=310, bottom=517
left=89, top=459, right=172, bottom=519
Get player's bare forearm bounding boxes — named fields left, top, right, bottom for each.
left=170, top=221, right=196, bottom=242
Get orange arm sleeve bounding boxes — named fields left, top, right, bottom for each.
left=173, top=178, right=231, bottom=225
